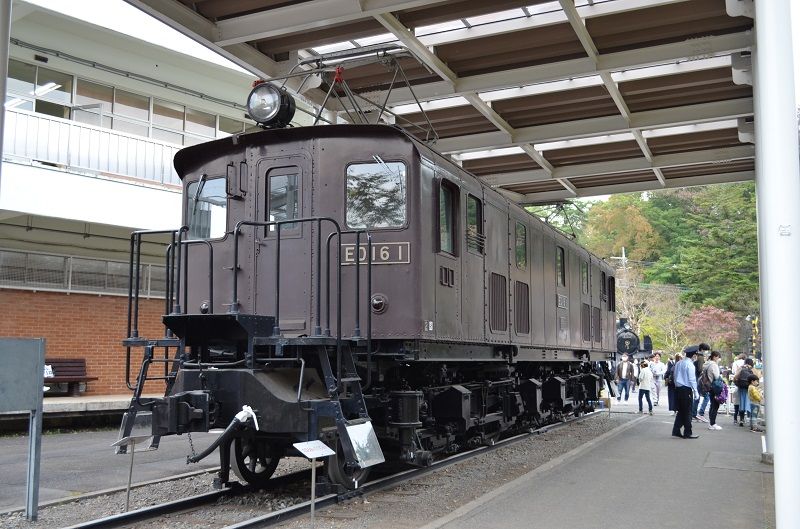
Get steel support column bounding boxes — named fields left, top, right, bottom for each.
left=752, top=1, right=800, bottom=527
left=0, top=0, right=11, bottom=186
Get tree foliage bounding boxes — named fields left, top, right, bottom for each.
left=683, top=306, right=740, bottom=351
left=582, top=194, right=662, bottom=262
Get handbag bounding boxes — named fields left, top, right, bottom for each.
left=710, top=377, right=724, bottom=396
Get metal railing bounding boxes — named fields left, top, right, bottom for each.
left=0, top=248, right=167, bottom=297
left=2, top=108, right=181, bottom=185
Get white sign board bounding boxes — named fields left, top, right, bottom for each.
left=293, top=440, right=335, bottom=460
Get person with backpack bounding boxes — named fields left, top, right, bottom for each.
left=730, top=353, right=746, bottom=422
left=734, top=358, right=755, bottom=427
left=665, top=353, right=679, bottom=414
left=692, top=343, right=711, bottom=422
left=700, top=351, right=723, bottom=430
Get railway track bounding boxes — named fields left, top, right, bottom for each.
left=64, top=410, right=605, bottom=529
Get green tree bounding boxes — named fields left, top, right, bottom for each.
left=582, top=194, right=662, bottom=261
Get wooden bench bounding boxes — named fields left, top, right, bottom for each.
left=44, top=358, right=98, bottom=396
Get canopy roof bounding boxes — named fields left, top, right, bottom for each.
left=128, top=0, right=754, bottom=203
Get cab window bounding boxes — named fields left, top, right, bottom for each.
left=515, top=222, right=527, bottom=270
left=346, top=160, right=407, bottom=229
left=268, top=166, right=300, bottom=232
left=439, top=180, right=458, bottom=255
left=187, top=175, right=226, bottom=239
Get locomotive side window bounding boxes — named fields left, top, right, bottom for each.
left=556, top=246, right=566, bottom=286
left=268, top=167, right=300, bottom=232
left=581, top=261, right=589, bottom=294
left=515, top=222, right=527, bottom=270
left=187, top=175, right=227, bottom=240
left=601, top=271, right=607, bottom=300
left=346, top=160, right=407, bottom=229
left=438, top=180, right=458, bottom=255
left=466, top=194, right=484, bottom=254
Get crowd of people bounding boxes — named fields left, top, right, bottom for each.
left=613, top=346, right=765, bottom=439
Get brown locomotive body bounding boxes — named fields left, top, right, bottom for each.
left=119, top=124, right=616, bottom=490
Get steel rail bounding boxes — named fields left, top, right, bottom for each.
left=61, top=469, right=310, bottom=529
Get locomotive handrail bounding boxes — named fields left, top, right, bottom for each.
left=125, top=227, right=185, bottom=391
left=324, top=229, right=374, bottom=391
left=180, top=238, right=215, bottom=314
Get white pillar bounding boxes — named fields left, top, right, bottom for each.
left=752, top=1, right=800, bottom=527
left=0, top=0, right=11, bottom=185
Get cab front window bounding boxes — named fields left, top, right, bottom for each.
left=346, top=159, right=407, bottom=229
left=187, top=175, right=227, bottom=239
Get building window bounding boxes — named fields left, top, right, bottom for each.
left=515, top=222, right=527, bottom=270
left=35, top=67, right=73, bottom=105
left=114, top=89, right=149, bottom=121
left=75, top=79, right=113, bottom=114
left=154, top=99, right=184, bottom=130
left=6, top=60, right=254, bottom=145
left=556, top=246, right=565, bottom=287
left=581, top=261, right=589, bottom=294
left=187, top=176, right=227, bottom=239
left=219, top=116, right=245, bottom=136
left=8, top=59, right=35, bottom=95
left=186, top=108, right=215, bottom=137
left=346, top=161, right=407, bottom=229
left=466, top=194, right=484, bottom=254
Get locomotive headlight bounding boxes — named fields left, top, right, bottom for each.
left=246, top=81, right=296, bottom=129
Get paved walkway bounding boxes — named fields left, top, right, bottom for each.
left=423, top=386, right=774, bottom=529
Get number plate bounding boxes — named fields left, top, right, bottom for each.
left=342, top=242, right=410, bottom=265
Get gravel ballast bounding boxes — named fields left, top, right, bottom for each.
left=0, top=413, right=632, bottom=529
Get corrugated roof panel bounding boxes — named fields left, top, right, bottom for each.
left=586, top=0, right=753, bottom=55
left=661, top=159, right=754, bottom=179
left=649, top=128, right=743, bottom=156
left=544, top=140, right=643, bottom=167
left=570, top=169, right=657, bottom=189
left=620, top=68, right=752, bottom=113
left=398, top=104, right=498, bottom=140
left=493, top=85, right=619, bottom=128
left=463, top=153, right=540, bottom=176
left=504, top=179, right=566, bottom=194
left=435, top=22, right=587, bottom=77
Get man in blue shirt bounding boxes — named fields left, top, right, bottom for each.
left=672, top=345, right=701, bottom=439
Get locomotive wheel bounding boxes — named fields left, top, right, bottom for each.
left=231, top=437, right=281, bottom=488
left=325, top=441, right=370, bottom=490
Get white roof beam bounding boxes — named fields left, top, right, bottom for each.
left=374, top=12, right=457, bottom=84
left=438, top=98, right=753, bottom=153
left=480, top=145, right=754, bottom=186
left=214, top=0, right=442, bottom=47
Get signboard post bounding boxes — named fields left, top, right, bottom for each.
left=0, top=338, right=46, bottom=520
left=292, top=440, right=335, bottom=527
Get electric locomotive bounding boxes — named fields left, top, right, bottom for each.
left=117, top=81, right=617, bottom=491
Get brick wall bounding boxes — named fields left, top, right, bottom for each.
left=0, top=289, right=168, bottom=395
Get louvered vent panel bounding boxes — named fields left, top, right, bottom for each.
left=490, top=273, right=507, bottom=332
left=593, top=307, right=602, bottom=341
left=515, top=281, right=530, bottom=334
left=582, top=303, right=591, bottom=341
